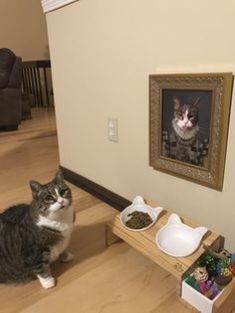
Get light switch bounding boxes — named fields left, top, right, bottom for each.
left=107, top=118, right=118, bottom=142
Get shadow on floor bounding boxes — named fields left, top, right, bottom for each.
left=53, top=221, right=110, bottom=278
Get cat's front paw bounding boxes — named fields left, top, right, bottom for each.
left=38, top=275, right=56, bottom=289
left=60, top=251, right=74, bottom=263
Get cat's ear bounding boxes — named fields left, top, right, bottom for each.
left=54, top=169, right=64, bottom=183
left=173, top=96, right=181, bottom=110
left=30, top=181, right=42, bottom=199
left=193, top=97, right=200, bottom=108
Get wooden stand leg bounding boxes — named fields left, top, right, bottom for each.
left=105, top=224, right=122, bottom=247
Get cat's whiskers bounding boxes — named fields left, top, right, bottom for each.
left=172, top=119, right=199, bottom=141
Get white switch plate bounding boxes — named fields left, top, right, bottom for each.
left=108, top=118, right=118, bottom=142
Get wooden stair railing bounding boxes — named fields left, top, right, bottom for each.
left=22, top=60, right=53, bottom=107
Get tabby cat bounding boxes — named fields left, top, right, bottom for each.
left=0, top=170, right=74, bottom=289
left=162, top=96, right=209, bottom=166
left=172, top=96, right=200, bottom=142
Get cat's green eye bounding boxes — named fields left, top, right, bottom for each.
left=60, top=189, right=68, bottom=197
left=44, top=195, right=54, bottom=203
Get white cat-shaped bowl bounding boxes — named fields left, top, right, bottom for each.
left=155, top=214, right=208, bottom=257
left=120, top=196, right=163, bottom=232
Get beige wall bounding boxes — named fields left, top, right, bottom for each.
left=46, top=0, right=235, bottom=250
left=0, top=0, right=49, bottom=60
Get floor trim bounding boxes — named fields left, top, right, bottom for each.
left=60, top=166, right=131, bottom=211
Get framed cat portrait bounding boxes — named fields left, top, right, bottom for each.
left=149, top=73, right=233, bottom=190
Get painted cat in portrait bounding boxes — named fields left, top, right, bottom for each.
left=172, top=95, right=200, bottom=142
left=162, top=96, right=209, bottom=166
left=0, top=170, right=74, bottom=289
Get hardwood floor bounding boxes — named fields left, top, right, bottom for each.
left=0, top=108, right=191, bottom=313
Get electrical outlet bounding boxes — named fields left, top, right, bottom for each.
left=108, top=118, right=118, bottom=142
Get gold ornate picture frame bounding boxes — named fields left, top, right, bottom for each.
left=149, top=73, right=233, bottom=190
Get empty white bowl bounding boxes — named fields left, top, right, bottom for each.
left=120, top=196, right=163, bottom=231
left=155, top=214, right=208, bottom=257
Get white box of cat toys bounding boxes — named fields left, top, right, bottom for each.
left=181, top=247, right=235, bottom=313
left=181, top=280, right=224, bottom=313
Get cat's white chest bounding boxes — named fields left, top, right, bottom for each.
left=37, top=206, right=74, bottom=262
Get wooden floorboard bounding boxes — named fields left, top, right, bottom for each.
left=0, top=108, right=191, bottom=313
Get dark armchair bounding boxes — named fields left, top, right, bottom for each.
left=0, top=48, right=22, bottom=130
